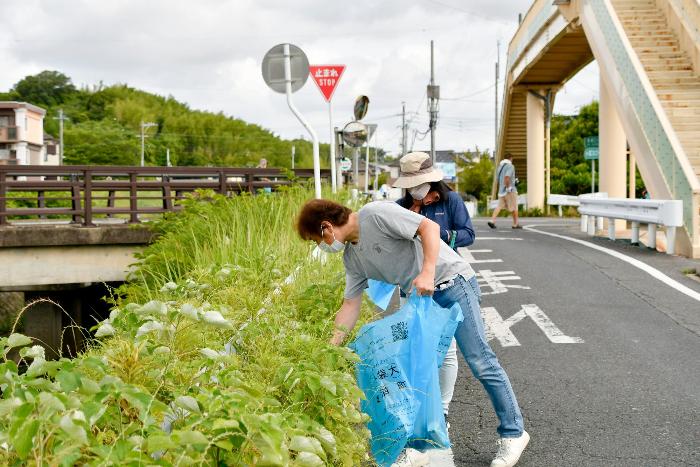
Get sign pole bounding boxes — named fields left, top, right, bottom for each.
left=373, top=127, right=379, bottom=192
left=283, top=44, right=321, bottom=198
left=335, top=127, right=343, bottom=189
left=329, top=101, right=337, bottom=193
left=353, top=148, right=359, bottom=187
left=592, top=159, right=595, bottom=193
left=364, top=133, right=370, bottom=193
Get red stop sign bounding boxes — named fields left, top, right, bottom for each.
left=309, top=65, right=346, bottom=102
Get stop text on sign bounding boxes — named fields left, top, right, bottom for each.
left=309, top=65, right=346, bottom=102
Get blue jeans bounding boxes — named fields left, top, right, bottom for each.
left=433, top=274, right=524, bottom=438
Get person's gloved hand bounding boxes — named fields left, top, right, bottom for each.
left=507, top=186, right=515, bottom=193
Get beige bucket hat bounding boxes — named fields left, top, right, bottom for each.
left=392, top=152, right=444, bottom=188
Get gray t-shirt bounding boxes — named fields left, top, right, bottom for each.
left=343, top=201, right=476, bottom=299
left=497, top=161, right=516, bottom=197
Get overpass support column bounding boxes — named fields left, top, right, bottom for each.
left=526, top=91, right=545, bottom=210
left=599, top=77, right=627, bottom=230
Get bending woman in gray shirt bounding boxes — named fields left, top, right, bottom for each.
left=296, top=199, right=529, bottom=467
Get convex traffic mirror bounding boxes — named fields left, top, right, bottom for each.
left=342, top=121, right=368, bottom=147
left=353, top=95, right=370, bottom=121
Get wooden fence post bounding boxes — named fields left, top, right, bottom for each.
left=129, top=172, right=139, bottom=224
left=0, top=171, right=6, bottom=226
left=162, top=174, right=173, bottom=210
left=83, top=169, right=94, bottom=226
left=70, top=173, right=81, bottom=224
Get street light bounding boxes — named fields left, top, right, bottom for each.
left=140, top=121, right=157, bottom=167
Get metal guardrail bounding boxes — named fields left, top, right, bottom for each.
left=547, top=194, right=580, bottom=217
left=548, top=192, right=609, bottom=217
left=0, top=165, right=330, bottom=227
left=578, top=197, right=683, bottom=254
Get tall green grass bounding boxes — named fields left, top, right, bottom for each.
left=0, top=186, right=373, bottom=466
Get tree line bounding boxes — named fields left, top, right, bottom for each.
left=0, top=70, right=328, bottom=168
left=2, top=71, right=629, bottom=199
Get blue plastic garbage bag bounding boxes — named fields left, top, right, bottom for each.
left=349, top=292, right=464, bottom=466
left=367, top=279, right=397, bottom=311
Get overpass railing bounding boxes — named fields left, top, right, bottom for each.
left=582, top=0, right=700, bottom=250
left=0, top=165, right=329, bottom=227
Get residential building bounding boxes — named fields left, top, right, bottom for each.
left=0, top=102, right=49, bottom=166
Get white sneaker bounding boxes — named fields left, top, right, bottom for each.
left=490, top=431, right=530, bottom=467
left=391, top=448, right=430, bottom=467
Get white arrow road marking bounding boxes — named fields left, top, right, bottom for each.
left=521, top=304, right=585, bottom=344
left=482, top=306, right=521, bottom=346
left=481, top=304, right=584, bottom=347
left=477, top=269, right=531, bottom=295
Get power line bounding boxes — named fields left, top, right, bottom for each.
left=441, top=83, right=496, bottom=101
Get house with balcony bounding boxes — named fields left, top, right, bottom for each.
left=0, top=102, right=51, bottom=166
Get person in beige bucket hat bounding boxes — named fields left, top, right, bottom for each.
left=394, top=152, right=479, bottom=440
left=394, top=151, right=445, bottom=188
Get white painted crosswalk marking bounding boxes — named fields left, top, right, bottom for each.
left=481, top=304, right=584, bottom=347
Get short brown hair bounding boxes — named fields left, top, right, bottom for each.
left=296, top=199, right=352, bottom=241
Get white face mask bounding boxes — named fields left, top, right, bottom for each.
left=408, top=183, right=431, bottom=200
left=319, top=226, right=345, bottom=253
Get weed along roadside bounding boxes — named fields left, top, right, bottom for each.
left=0, top=187, right=375, bottom=465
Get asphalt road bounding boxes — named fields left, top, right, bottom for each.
left=444, top=218, right=700, bottom=467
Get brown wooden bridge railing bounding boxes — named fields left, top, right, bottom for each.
left=0, top=165, right=330, bottom=227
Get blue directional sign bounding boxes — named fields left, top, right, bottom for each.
left=435, top=162, right=457, bottom=180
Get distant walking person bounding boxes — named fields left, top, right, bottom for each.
left=488, top=153, right=521, bottom=229
left=257, top=158, right=272, bottom=193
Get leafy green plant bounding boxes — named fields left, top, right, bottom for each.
left=0, top=187, right=374, bottom=465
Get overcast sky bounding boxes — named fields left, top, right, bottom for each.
left=1, top=0, right=599, bottom=156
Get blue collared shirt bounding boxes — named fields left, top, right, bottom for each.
left=397, top=191, right=475, bottom=249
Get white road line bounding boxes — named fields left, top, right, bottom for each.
left=458, top=247, right=504, bottom=264
left=524, top=224, right=700, bottom=303
left=522, top=304, right=584, bottom=344
left=477, top=269, right=531, bottom=295
left=477, top=237, right=523, bottom=241
left=482, top=304, right=583, bottom=346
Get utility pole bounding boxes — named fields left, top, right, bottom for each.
left=427, top=40, right=440, bottom=164
left=291, top=145, right=295, bottom=169
left=53, top=109, right=68, bottom=165
left=166, top=148, right=171, bottom=167
left=401, top=101, right=407, bottom=156
left=140, top=121, right=157, bottom=167
left=335, top=127, right=344, bottom=188
left=495, top=40, right=500, bottom=158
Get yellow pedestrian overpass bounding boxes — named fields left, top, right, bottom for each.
left=496, top=0, right=700, bottom=257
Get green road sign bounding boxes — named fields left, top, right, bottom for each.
left=584, top=136, right=599, bottom=148
left=584, top=147, right=599, bottom=160
left=583, top=135, right=599, bottom=160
